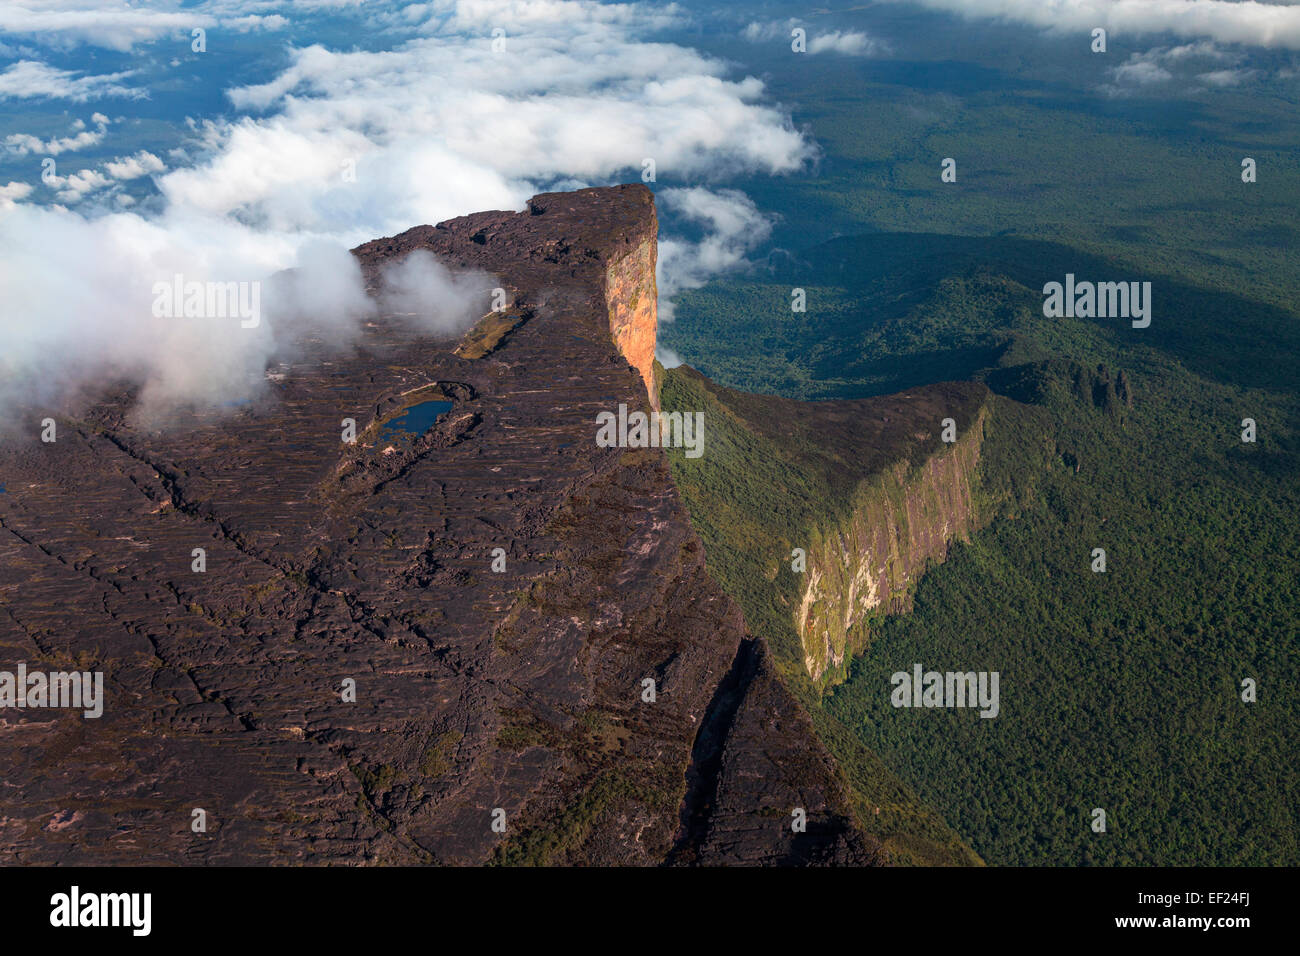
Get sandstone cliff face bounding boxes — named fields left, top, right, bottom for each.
left=603, top=226, right=659, bottom=408
left=798, top=406, right=988, bottom=685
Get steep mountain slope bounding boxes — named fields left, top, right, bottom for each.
left=660, top=365, right=988, bottom=865
left=660, top=229, right=1300, bottom=866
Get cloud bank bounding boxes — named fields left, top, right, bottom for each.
left=4, top=114, right=110, bottom=157
left=895, top=0, right=1300, bottom=51
left=0, top=60, right=142, bottom=102
left=1100, top=39, right=1263, bottom=91
left=0, top=0, right=288, bottom=52
left=0, top=0, right=815, bottom=420
left=743, top=19, right=888, bottom=56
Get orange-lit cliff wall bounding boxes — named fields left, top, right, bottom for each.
left=604, top=209, right=660, bottom=409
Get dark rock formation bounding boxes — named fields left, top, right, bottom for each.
left=671, top=639, right=884, bottom=865
left=0, top=184, right=877, bottom=865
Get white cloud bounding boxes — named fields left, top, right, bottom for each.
left=0, top=182, right=35, bottom=208
left=374, top=249, right=495, bottom=335
left=104, top=151, right=166, bottom=180
left=49, top=166, right=112, bottom=202
left=0, top=0, right=815, bottom=418
left=3, top=114, right=111, bottom=157
left=222, top=14, right=289, bottom=33
left=1102, top=40, right=1261, bottom=91
left=656, top=187, right=774, bottom=323
left=1198, top=67, right=1259, bottom=85
left=0, top=60, right=142, bottom=102
left=206, top=0, right=369, bottom=11
left=0, top=2, right=209, bottom=53
left=809, top=31, right=882, bottom=55
left=0, top=1, right=295, bottom=52
left=1158, top=39, right=1238, bottom=62
left=1110, top=58, right=1174, bottom=85
left=743, top=19, right=887, bottom=56
left=23, top=146, right=166, bottom=203
left=653, top=185, right=775, bottom=365
left=0, top=203, right=371, bottom=418
left=892, top=0, right=1300, bottom=51
left=164, top=14, right=811, bottom=239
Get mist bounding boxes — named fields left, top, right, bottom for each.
left=0, top=204, right=492, bottom=424
left=0, top=0, right=827, bottom=427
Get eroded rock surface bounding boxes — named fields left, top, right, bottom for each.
left=0, top=184, right=876, bottom=865
left=671, top=639, right=885, bottom=866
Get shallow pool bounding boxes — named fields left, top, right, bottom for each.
left=379, top=400, right=453, bottom=441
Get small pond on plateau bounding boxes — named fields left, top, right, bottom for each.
left=379, top=400, right=453, bottom=441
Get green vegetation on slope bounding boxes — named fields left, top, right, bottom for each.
left=660, top=363, right=985, bottom=865
left=700, top=19, right=1300, bottom=321
left=827, top=344, right=1299, bottom=865
left=660, top=231, right=1300, bottom=866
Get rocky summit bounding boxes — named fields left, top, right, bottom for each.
left=0, top=184, right=880, bottom=866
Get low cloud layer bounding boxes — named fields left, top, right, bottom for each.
left=1101, top=40, right=1262, bottom=92
left=743, top=19, right=887, bottom=56
left=0, top=0, right=817, bottom=420
left=0, top=60, right=141, bottom=102
left=894, top=0, right=1300, bottom=51
left=4, top=113, right=110, bottom=156
left=0, top=1, right=285, bottom=52
left=0, top=204, right=493, bottom=421
left=657, top=187, right=774, bottom=321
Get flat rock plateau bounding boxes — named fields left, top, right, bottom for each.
left=0, top=184, right=881, bottom=865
